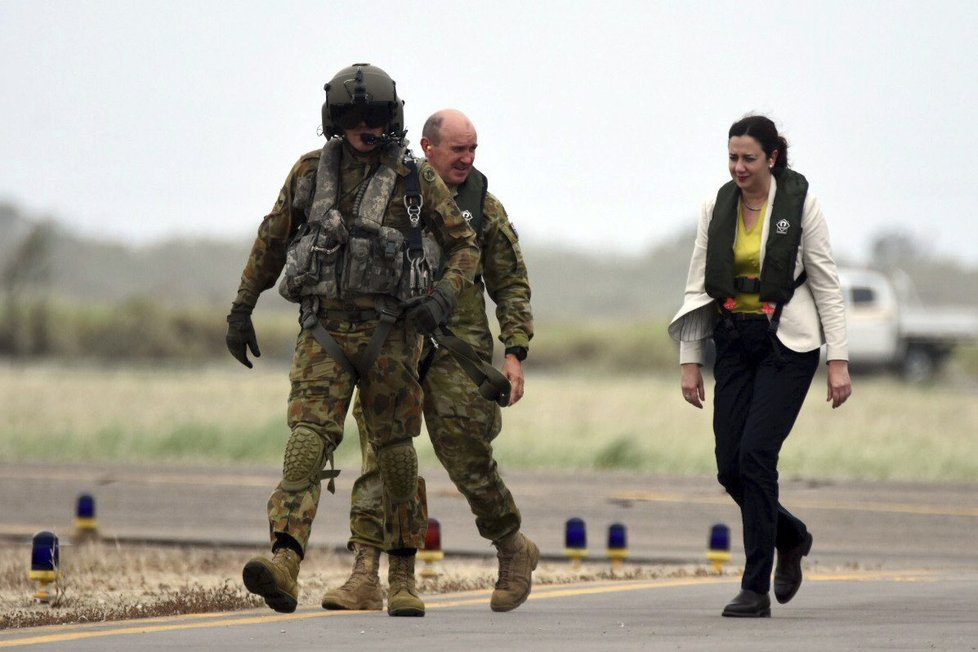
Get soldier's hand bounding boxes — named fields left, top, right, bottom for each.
left=226, top=303, right=261, bottom=368
left=405, top=285, right=456, bottom=335
left=502, top=355, right=525, bottom=406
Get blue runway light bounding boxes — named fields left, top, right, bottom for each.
left=76, top=493, right=96, bottom=519
left=564, top=517, right=588, bottom=566
left=706, top=522, right=732, bottom=573
left=74, top=493, right=99, bottom=543
left=30, top=531, right=60, bottom=603
left=607, top=523, right=627, bottom=550
left=606, top=523, right=629, bottom=572
left=709, top=523, right=730, bottom=551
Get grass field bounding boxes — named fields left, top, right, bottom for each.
left=2, top=361, right=977, bottom=482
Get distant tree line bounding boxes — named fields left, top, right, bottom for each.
left=0, top=223, right=53, bottom=356
left=0, top=204, right=976, bottom=374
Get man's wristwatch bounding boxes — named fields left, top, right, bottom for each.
left=504, top=346, right=528, bottom=361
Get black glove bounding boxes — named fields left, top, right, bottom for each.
left=405, top=285, right=456, bottom=335
left=225, top=302, right=261, bottom=368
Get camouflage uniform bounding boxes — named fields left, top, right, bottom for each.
left=347, top=176, right=533, bottom=549
left=234, top=140, right=479, bottom=555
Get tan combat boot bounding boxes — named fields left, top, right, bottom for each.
left=387, top=554, right=425, bottom=617
left=490, top=531, right=540, bottom=612
left=321, top=544, right=384, bottom=610
left=242, top=548, right=300, bottom=613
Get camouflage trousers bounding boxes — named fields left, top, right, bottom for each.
left=348, top=345, right=521, bottom=549
left=267, top=315, right=428, bottom=555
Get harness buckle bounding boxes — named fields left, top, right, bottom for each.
left=408, top=254, right=431, bottom=296
left=376, top=303, right=401, bottom=324
left=404, top=195, right=422, bottom=228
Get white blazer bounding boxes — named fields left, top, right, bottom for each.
left=668, top=174, right=848, bottom=365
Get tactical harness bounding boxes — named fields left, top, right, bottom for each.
left=279, top=139, right=511, bottom=405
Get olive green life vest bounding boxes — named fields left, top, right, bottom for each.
left=704, top=168, right=808, bottom=305
left=453, top=166, right=488, bottom=238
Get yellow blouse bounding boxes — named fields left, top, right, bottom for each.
left=732, top=202, right=766, bottom=313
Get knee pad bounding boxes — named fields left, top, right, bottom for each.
left=281, top=424, right=336, bottom=492
left=376, top=441, right=418, bottom=504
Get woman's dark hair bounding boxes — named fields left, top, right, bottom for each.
left=728, top=115, right=789, bottom=171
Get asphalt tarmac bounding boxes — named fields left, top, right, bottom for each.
left=1, top=462, right=977, bottom=650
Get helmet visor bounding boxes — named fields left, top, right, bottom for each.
left=333, top=104, right=391, bottom=130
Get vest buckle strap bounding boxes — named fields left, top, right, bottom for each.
left=402, top=154, right=424, bottom=228
left=729, top=312, right=769, bottom=322
left=733, top=276, right=761, bottom=293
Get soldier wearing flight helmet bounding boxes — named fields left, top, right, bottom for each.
left=226, top=63, right=478, bottom=617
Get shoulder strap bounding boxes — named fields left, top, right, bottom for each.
left=432, top=326, right=512, bottom=407
left=454, top=167, right=489, bottom=237
left=704, top=181, right=740, bottom=300
left=402, top=151, right=433, bottom=297
left=758, top=169, right=807, bottom=304
left=307, top=138, right=344, bottom=225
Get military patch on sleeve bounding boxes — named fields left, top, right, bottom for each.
left=423, top=166, right=437, bottom=183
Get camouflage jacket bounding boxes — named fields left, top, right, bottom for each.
left=445, top=185, right=533, bottom=358
left=233, top=140, right=478, bottom=311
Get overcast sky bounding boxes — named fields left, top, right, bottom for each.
left=2, top=0, right=977, bottom=265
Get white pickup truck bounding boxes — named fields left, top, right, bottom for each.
left=840, top=267, right=978, bottom=381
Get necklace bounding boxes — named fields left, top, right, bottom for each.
left=741, top=198, right=765, bottom=211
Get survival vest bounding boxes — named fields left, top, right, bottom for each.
left=704, top=168, right=808, bottom=306
left=277, top=138, right=433, bottom=305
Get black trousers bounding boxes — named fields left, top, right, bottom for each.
left=712, top=318, right=819, bottom=594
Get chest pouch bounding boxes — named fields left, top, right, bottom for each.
left=279, top=208, right=347, bottom=302
left=340, top=226, right=406, bottom=297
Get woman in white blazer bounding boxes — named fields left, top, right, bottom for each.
left=668, top=115, right=852, bottom=618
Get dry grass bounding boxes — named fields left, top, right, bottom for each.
left=497, top=371, right=978, bottom=480
left=0, top=541, right=727, bottom=629
left=0, top=362, right=287, bottom=443
left=0, top=542, right=262, bottom=628
left=2, top=362, right=978, bottom=480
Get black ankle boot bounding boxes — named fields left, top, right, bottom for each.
left=722, top=589, right=771, bottom=617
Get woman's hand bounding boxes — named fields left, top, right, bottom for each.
left=826, top=359, right=852, bottom=408
left=681, top=363, right=705, bottom=409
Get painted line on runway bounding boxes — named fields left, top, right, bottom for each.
left=423, top=576, right=736, bottom=609
left=609, top=490, right=978, bottom=518
left=6, top=468, right=972, bottom=519
left=0, top=608, right=355, bottom=648
left=0, top=571, right=935, bottom=648
left=0, top=468, right=276, bottom=488
left=807, top=569, right=937, bottom=583
left=0, top=578, right=735, bottom=648
left=0, top=524, right=38, bottom=536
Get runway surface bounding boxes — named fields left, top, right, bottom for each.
left=2, top=462, right=976, bottom=649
